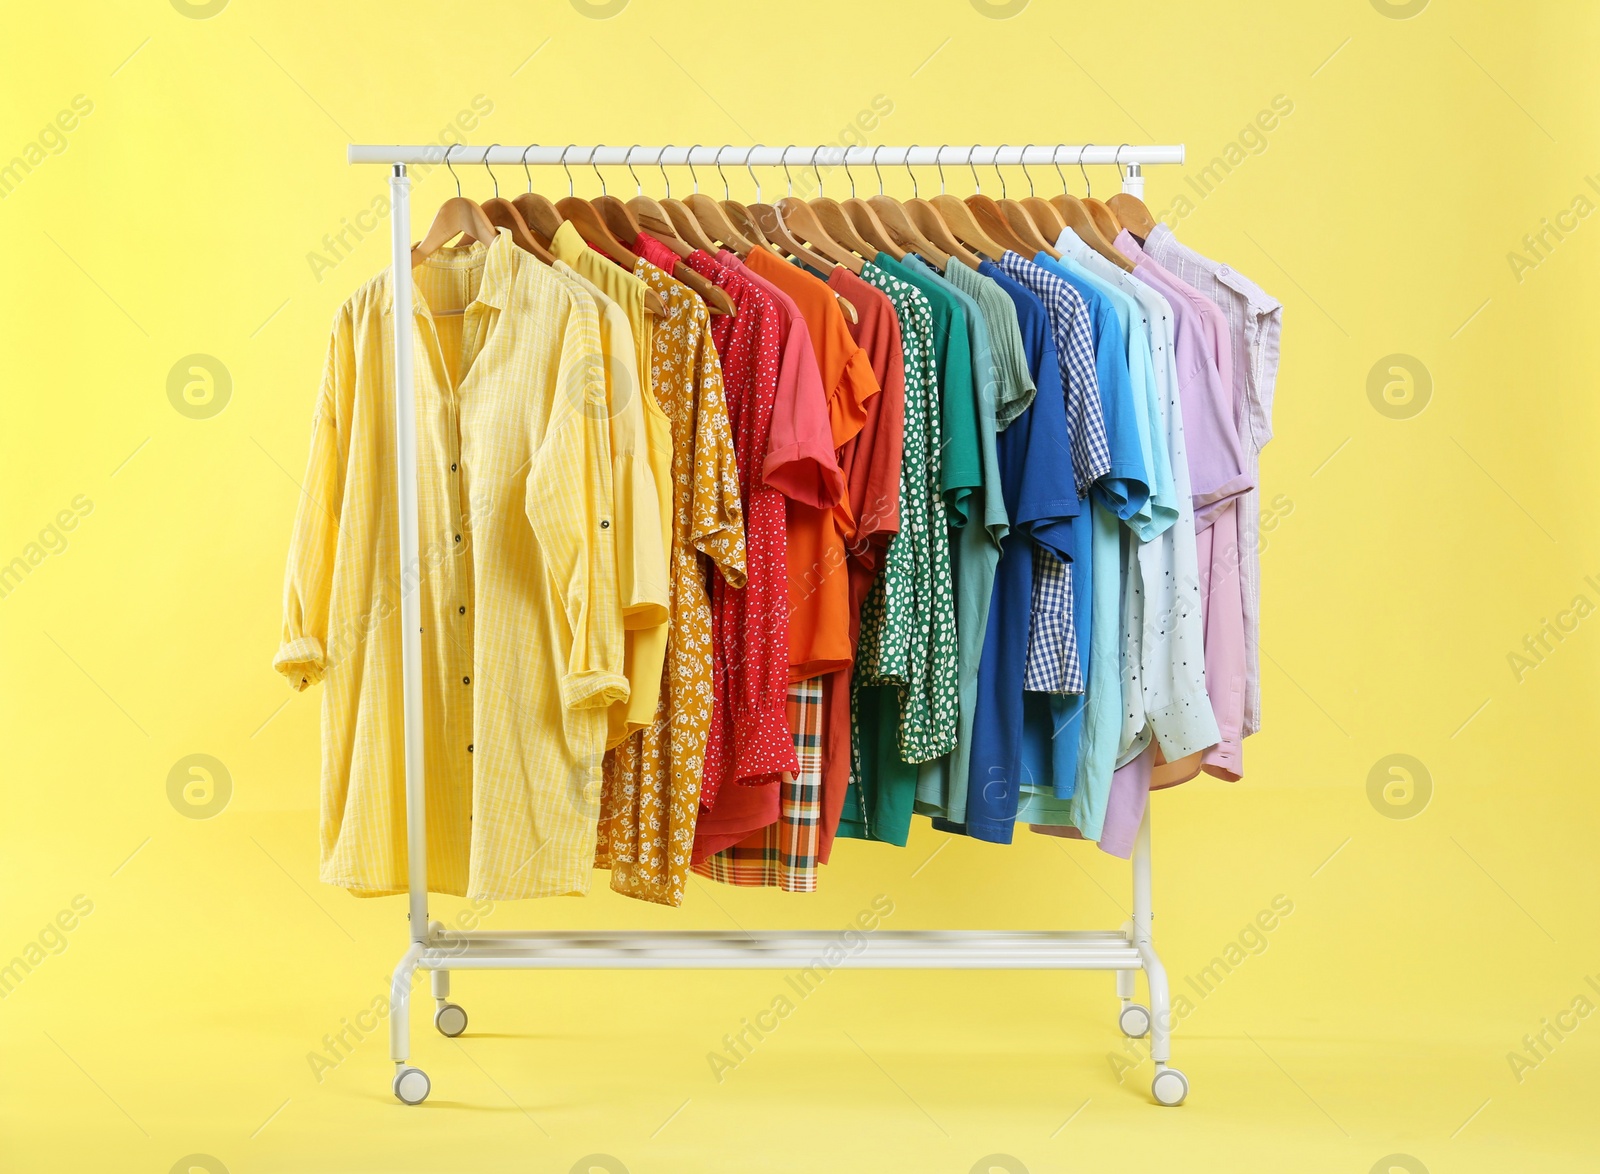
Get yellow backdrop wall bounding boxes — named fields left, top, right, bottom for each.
left=1, top=2, right=1596, bottom=1171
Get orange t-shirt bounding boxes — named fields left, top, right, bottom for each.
left=743, top=248, right=880, bottom=682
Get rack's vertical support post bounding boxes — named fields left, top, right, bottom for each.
left=1122, top=162, right=1144, bottom=198
left=388, top=162, right=429, bottom=944
left=1132, top=802, right=1171, bottom=1064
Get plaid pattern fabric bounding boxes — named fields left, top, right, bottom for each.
left=1023, top=545, right=1082, bottom=693
left=694, top=678, right=824, bottom=892
left=1143, top=225, right=1282, bottom=738
left=994, top=252, right=1111, bottom=497
left=275, top=233, right=626, bottom=900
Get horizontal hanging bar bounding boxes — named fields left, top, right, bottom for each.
left=347, top=143, right=1184, bottom=168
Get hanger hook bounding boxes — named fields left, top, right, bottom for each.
left=811, top=146, right=823, bottom=198
left=520, top=144, right=535, bottom=193
left=871, top=144, right=887, bottom=195
left=966, top=146, right=980, bottom=195
left=1051, top=147, right=1069, bottom=195
left=655, top=144, right=672, bottom=198
left=842, top=146, right=856, bottom=198
left=685, top=144, right=701, bottom=194
left=1078, top=144, right=1093, bottom=198
left=781, top=144, right=796, bottom=197
left=560, top=144, right=575, bottom=198
left=993, top=143, right=1008, bottom=200
left=935, top=145, right=948, bottom=195
left=905, top=143, right=919, bottom=199
left=746, top=144, right=763, bottom=203
left=1019, top=143, right=1036, bottom=198
left=590, top=146, right=606, bottom=197
left=624, top=144, right=643, bottom=196
left=445, top=144, right=462, bottom=198
left=715, top=145, right=732, bottom=200
left=482, top=143, right=500, bottom=199
left=1114, top=142, right=1130, bottom=190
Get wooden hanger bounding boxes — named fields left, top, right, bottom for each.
left=933, top=149, right=1011, bottom=261
left=1084, top=197, right=1124, bottom=243
left=928, top=177, right=1004, bottom=261
left=991, top=148, right=1059, bottom=258
left=1021, top=195, right=1066, bottom=240
left=410, top=149, right=496, bottom=268
left=861, top=148, right=947, bottom=266
left=870, top=194, right=949, bottom=267
left=842, top=195, right=904, bottom=260
left=909, top=199, right=981, bottom=267
left=511, top=147, right=563, bottom=246
left=549, top=150, right=667, bottom=315
left=1102, top=145, right=1157, bottom=243
left=1052, top=191, right=1134, bottom=272
left=597, top=149, right=735, bottom=316
left=964, top=148, right=1035, bottom=256
left=750, top=151, right=839, bottom=270
left=724, top=200, right=776, bottom=251
left=1049, top=150, right=1135, bottom=272
left=483, top=196, right=554, bottom=262
left=660, top=147, right=739, bottom=255
left=411, top=196, right=498, bottom=269
left=1107, top=192, right=1157, bottom=243
left=683, top=193, right=752, bottom=253
left=474, top=149, right=554, bottom=263
left=810, top=194, right=877, bottom=260
left=777, top=196, right=863, bottom=275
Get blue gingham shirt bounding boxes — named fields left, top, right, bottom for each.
left=995, top=252, right=1111, bottom=496
left=996, top=252, right=1108, bottom=695
left=1024, top=545, right=1081, bottom=693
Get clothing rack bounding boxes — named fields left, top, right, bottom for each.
left=347, top=141, right=1191, bottom=1108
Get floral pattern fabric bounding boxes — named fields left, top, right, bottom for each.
left=851, top=263, right=958, bottom=769
left=596, top=262, right=745, bottom=908
left=684, top=249, right=797, bottom=808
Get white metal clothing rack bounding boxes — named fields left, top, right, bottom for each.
left=347, top=141, right=1191, bottom=1108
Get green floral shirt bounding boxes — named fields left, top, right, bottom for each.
left=847, top=262, right=959, bottom=839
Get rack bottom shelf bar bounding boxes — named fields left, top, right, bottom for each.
left=410, top=929, right=1142, bottom=970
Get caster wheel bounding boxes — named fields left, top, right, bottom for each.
left=1152, top=1066, right=1189, bottom=1106
left=393, top=1066, right=431, bottom=1105
left=434, top=1002, right=468, bottom=1038
left=1119, top=1003, right=1151, bottom=1039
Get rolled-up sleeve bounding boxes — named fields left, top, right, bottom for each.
left=526, top=301, right=629, bottom=711
left=274, top=308, right=350, bottom=691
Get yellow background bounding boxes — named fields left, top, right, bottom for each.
left=2, top=1, right=1597, bottom=1170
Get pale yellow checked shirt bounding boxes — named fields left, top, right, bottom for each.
left=275, top=231, right=633, bottom=900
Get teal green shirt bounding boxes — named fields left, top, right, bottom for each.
left=914, top=256, right=1032, bottom=824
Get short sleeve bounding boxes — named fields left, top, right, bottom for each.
left=687, top=310, right=747, bottom=587
left=763, top=313, right=845, bottom=509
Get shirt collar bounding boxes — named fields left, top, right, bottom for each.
left=385, top=229, right=515, bottom=315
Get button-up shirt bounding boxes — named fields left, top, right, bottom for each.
left=1143, top=223, right=1282, bottom=738
left=275, top=232, right=626, bottom=900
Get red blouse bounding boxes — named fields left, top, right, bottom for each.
left=677, top=245, right=798, bottom=809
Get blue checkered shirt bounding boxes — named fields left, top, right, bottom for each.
left=996, top=253, right=1107, bottom=695
left=1024, top=545, right=1082, bottom=693
left=994, top=252, right=1111, bottom=497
